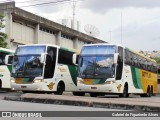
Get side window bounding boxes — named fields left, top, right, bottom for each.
left=44, top=47, right=57, bottom=79
left=147, top=61, right=151, bottom=71
left=125, top=50, right=130, bottom=65
left=116, top=47, right=123, bottom=80
left=0, top=52, right=7, bottom=65
left=130, top=52, right=134, bottom=66
left=139, top=56, right=143, bottom=68
left=8, top=56, right=14, bottom=65
left=144, top=59, right=147, bottom=70
left=58, top=49, right=75, bottom=65
left=153, top=63, right=157, bottom=73
left=128, top=51, right=132, bottom=65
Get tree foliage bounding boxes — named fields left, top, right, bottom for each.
left=0, top=14, right=7, bottom=48
left=153, top=57, right=160, bottom=63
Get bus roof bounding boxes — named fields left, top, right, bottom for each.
left=83, top=43, right=125, bottom=48
left=17, top=44, right=80, bottom=54
left=83, top=43, right=115, bottom=46
left=0, top=47, right=14, bottom=54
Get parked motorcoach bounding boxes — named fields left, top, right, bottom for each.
left=9, top=44, right=79, bottom=95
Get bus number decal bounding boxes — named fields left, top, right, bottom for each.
left=142, top=71, right=151, bottom=78
left=58, top=67, right=67, bottom=72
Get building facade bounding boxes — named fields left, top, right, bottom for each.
left=0, top=2, right=105, bottom=50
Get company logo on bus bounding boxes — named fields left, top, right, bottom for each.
left=47, top=82, right=55, bottom=90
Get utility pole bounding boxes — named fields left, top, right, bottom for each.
left=72, top=0, right=76, bottom=29
left=121, top=11, right=123, bottom=44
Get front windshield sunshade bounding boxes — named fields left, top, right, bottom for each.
left=81, top=45, right=115, bottom=55
left=16, top=46, right=46, bottom=55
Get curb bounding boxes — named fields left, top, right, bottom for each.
left=4, top=94, right=160, bottom=112
left=4, top=96, right=21, bottom=101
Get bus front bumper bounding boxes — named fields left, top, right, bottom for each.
left=77, top=83, right=121, bottom=93
left=11, top=82, right=56, bottom=92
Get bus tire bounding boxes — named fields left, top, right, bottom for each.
left=54, top=82, right=65, bottom=95
left=119, top=83, right=129, bottom=98
left=151, top=86, right=153, bottom=96
left=22, top=91, right=27, bottom=93
left=140, top=86, right=151, bottom=97
left=90, top=93, right=98, bottom=97
left=0, top=80, right=2, bottom=89
left=72, top=92, right=85, bottom=96
left=146, top=86, right=151, bottom=97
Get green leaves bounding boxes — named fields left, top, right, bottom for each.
left=153, top=57, right=160, bottom=63
left=0, top=13, right=7, bottom=48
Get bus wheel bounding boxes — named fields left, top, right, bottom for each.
left=119, top=84, right=129, bottom=98
left=151, top=86, right=153, bottom=96
left=140, top=86, right=151, bottom=97
left=72, top=92, right=85, bottom=96
left=0, top=80, right=2, bottom=89
left=54, top=82, right=65, bottom=95
left=90, top=93, right=98, bottom=97
left=146, top=86, right=151, bottom=97
left=22, top=91, right=28, bottom=93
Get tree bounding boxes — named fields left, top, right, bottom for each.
left=153, top=57, right=160, bottom=63
left=0, top=13, right=7, bottom=48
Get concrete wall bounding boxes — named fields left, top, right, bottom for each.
left=60, top=37, right=74, bottom=49
left=12, top=22, right=35, bottom=44
left=39, top=31, right=56, bottom=45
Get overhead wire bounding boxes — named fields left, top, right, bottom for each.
left=16, top=0, right=54, bottom=4
left=18, top=0, right=72, bottom=8
left=17, top=0, right=85, bottom=8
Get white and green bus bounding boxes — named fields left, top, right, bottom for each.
left=77, top=44, right=158, bottom=97
left=0, top=47, right=14, bottom=91
left=10, top=44, right=79, bottom=94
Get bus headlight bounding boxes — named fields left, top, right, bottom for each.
left=77, top=79, right=83, bottom=84
left=34, top=79, right=43, bottom=83
left=11, top=78, right=15, bottom=83
left=105, top=81, right=115, bottom=84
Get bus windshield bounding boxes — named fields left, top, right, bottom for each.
left=79, top=55, right=115, bottom=79
left=79, top=45, right=116, bottom=79
left=12, top=46, right=46, bottom=78
left=12, top=55, right=43, bottom=78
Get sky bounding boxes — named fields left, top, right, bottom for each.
left=1, top=0, right=160, bottom=51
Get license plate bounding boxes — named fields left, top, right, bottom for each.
left=21, top=86, right=27, bottom=88
left=91, top=87, right=97, bottom=89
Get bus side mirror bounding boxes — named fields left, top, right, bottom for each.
left=5, top=55, right=13, bottom=65
left=73, top=54, right=78, bottom=65
left=114, top=53, right=119, bottom=65
left=40, top=53, right=47, bottom=63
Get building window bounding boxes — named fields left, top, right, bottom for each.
left=39, top=26, right=55, bottom=35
